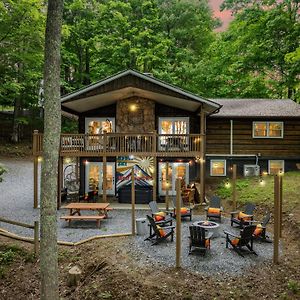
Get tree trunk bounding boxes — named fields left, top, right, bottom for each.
left=11, top=97, right=21, bottom=143
left=40, top=0, right=63, bottom=299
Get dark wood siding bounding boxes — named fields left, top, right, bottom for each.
left=206, top=118, right=300, bottom=158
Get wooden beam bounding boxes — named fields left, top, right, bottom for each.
left=165, top=162, right=169, bottom=211
left=152, top=156, right=157, bottom=201
left=102, top=156, right=107, bottom=203
left=131, top=168, right=136, bottom=235
left=175, top=178, right=181, bottom=269
left=199, top=109, right=206, bottom=205
left=273, top=175, right=280, bottom=264
left=232, top=164, right=237, bottom=211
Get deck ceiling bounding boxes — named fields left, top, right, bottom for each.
left=62, top=87, right=202, bottom=113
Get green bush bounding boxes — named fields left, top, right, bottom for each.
left=0, top=164, right=6, bottom=183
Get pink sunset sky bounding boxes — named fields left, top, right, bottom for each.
left=209, top=0, right=233, bottom=31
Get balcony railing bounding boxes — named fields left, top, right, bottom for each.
left=33, top=132, right=203, bottom=157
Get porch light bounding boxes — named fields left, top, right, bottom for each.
left=64, top=157, right=71, bottom=164
left=84, top=160, right=89, bottom=165
left=38, top=156, right=43, bottom=162
left=129, top=104, right=137, bottom=112
left=189, top=160, right=193, bottom=165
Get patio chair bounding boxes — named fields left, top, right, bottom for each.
left=251, top=212, right=272, bottom=243
left=171, top=197, right=193, bottom=221
left=145, top=215, right=175, bottom=245
left=230, top=203, right=255, bottom=228
left=189, top=225, right=213, bottom=256
left=224, top=225, right=257, bottom=257
left=149, top=201, right=173, bottom=223
left=205, top=195, right=223, bottom=222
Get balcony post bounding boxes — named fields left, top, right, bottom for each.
left=199, top=110, right=206, bottom=205
left=152, top=131, right=157, bottom=202
left=103, top=156, right=107, bottom=203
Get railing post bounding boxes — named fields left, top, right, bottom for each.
left=34, top=221, right=39, bottom=256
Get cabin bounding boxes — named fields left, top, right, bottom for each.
left=32, top=70, right=300, bottom=207
left=206, top=99, right=300, bottom=178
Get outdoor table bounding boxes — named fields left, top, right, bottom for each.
left=193, top=220, right=220, bottom=238
left=64, top=202, right=111, bottom=218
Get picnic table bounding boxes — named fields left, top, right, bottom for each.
left=60, top=202, right=112, bottom=227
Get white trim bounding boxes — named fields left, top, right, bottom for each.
left=210, top=159, right=227, bottom=177
left=268, top=160, right=285, bottom=175
left=252, top=121, right=284, bottom=138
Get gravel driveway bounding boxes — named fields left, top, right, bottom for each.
left=0, top=158, right=274, bottom=275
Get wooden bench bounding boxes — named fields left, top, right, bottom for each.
left=60, top=215, right=105, bottom=228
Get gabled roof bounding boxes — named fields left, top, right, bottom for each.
left=61, top=69, right=221, bottom=115
left=210, top=99, right=300, bottom=118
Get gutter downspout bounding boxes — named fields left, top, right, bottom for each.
left=230, top=119, right=233, bottom=155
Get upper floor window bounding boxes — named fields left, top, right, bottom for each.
left=253, top=121, right=283, bottom=138
left=85, top=118, right=115, bottom=134
left=159, top=117, right=189, bottom=135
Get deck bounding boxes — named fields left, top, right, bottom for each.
left=33, top=132, right=203, bottom=157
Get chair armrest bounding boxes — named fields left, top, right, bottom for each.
left=230, top=211, right=239, bottom=215
left=162, top=226, right=175, bottom=230
left=224, top=230, right=239, bottom=238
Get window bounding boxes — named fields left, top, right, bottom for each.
left=210, top=160, right=226, bottom=176
left=253, top=122, right=283, bottom=138
left=268, top=160, right=284, bottom=175
left=85, top=118, right=115, bottom=134
left=159, top=117, right=189, bottom=135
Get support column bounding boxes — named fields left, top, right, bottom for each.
left=103, top=156, right=107, bottom=203
left=279, top=175, right=283, bottom=238
left=152, top=131, right=157, bottom=202
left=273, top=175, right=280, bottom=264
left=175, top=178, right=181, bottom=269
left=232, top=164, right=237, bottom=211
left=131, top=168, right=136, bottom=235
left=165, top=162, right=169, bottom=210
left=199, top=109, right=206, bottom=205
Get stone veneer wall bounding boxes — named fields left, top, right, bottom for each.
left=116, top=97, right=155, bottom=133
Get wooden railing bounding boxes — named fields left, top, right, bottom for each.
left=33, top=131, right=203, bottom=157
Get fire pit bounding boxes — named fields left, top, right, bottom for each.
left=192, top=220, right=220, bottom=238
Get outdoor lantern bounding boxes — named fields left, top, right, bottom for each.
left=84, top=160, right=89, bottom=165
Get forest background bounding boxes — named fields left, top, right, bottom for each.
left=0, top=0, right=299, bottom=139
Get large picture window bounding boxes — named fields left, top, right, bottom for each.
left=268, top=160, right=284, bottom=175
left=210, top=160, right=226, bottom=176
left=253, top=122, right=283, bottom=138
left=85, top=118, right=115, bottom=134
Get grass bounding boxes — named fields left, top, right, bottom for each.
left=216, top=171, right=300, bottom=212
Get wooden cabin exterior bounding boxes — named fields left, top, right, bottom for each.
left=32, top=71, right=300, bottom=207
left=206, top=99, right=300, bottom=178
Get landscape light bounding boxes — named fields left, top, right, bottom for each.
left=225, top=180, right=231, bottom=189
left=259, top=177, right=266, bottom=186
left=38, top=156, right=43, bottom=162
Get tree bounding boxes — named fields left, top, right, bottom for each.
left=40, top=0, right=63, bottom=299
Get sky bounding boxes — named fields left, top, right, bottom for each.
left=209, top=0, right=233, bottom=31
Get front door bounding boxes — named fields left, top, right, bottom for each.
left=85, top=162, right=115, bottom=195
left=158, top=162, right=189, bottom=195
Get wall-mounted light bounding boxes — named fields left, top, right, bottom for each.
left=64, top=157, right=71, bottom=164
left=37, top=156, right=43, bottom=162
left=129, top=104, right=137, bottom=112
left=84, top=160, right=89, bottom=165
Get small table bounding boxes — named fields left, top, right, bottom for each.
left=193, top=220, right=220, bottom=238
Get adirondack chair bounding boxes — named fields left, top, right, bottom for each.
left=205, top=195, right=223, bottom=222
left=145, top=215, right=175, bottom=245
left=231, top=203, right=255, bottom=228
left=224, top=225, right=257, bottom=257
left=172, top=197, right=192, bottom=221
left=189, top=226, right=213, bottom=256
left=251, top=212, right=272, bottom=243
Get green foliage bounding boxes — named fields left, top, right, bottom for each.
left=287, top=279, right=300, bottom=295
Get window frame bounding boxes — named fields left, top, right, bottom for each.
left=268, top=160, right=285, bottom=175
left=252, top=121, right=284, bottom=139
left=210, top=159, right=227, bottom=177
left=158, top=117, right=190, bottom=135
left=85, top=117, right=116, bottom=134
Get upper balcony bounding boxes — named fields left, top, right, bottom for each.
left=33, top=132, right=203, bottom=157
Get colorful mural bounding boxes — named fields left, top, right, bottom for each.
left=116, top=156, right=154, bottom=190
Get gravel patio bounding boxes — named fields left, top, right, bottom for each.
left=0, top=159, right=274, bottom=275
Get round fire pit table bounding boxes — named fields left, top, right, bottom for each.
left=192, top=220, right=220, bottom=238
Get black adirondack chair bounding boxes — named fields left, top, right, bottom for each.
left=149, top=201, right=173, bottom=222
left=231, top=203, right=256, bottom=228
left=171, top=197, right=193, bottom=221
left=224, top=225, right=257, bottom=257
left=251, top=212, right=272, bottom=243
left=205, top=195, right=223, bottom=222
left=145, top=215, right=175, bottom=245
left=189, top=226, right=213, bottom=256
